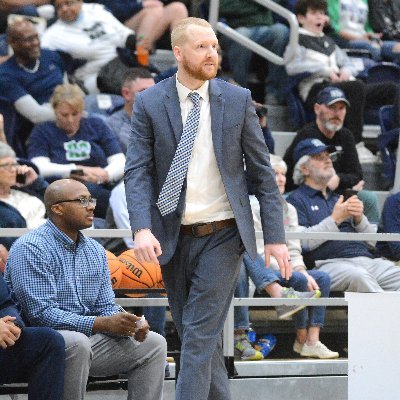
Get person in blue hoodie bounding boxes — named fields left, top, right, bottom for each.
left=0, top=274, right=65, bottom=399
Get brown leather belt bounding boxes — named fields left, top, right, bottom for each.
left=181, top=218, right=236, bottom=238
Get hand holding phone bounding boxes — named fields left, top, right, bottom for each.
left=16, top=173, right=26, bottom=185
left=343, top=189, right=358, bottom=201
left=70, top=169, right=84, bottom=176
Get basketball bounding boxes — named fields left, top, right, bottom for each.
left=118, top=249, right=165, bottom=297
left=105, top=250, right=122, bottom=289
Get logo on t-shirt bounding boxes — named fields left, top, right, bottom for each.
left=83, top=22, right=106, bottom=40
left=64, top=140, right=91, bottom=161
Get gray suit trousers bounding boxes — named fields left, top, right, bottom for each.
left=162, top=225, right=244, bottom=400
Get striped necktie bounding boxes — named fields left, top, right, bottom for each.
left=157, top=92, right=201, bottom=216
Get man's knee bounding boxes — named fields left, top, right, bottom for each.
left=37, top=327, right=65, bottom=356
left=146, top=331, right=168, bottom=358
left=60, top=331, right=92, bottom=363
left=270, top=23, right=290, bottom=45
left=346, top=268, right=381, bottom=292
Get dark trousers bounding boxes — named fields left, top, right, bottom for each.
left=0, top=326, right=65, bottom=400
left=162, top=225, right=244, bottom=400
left=306, top=80, right=400, bottom=143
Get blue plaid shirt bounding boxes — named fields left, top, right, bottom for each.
left=4, top=220, right=123, bottom=336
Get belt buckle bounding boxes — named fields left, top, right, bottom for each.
left=191, top=222, right=217, bottom=238
left=191, top=223, right=205, bottom=238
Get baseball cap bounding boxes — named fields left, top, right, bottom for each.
left=293, top=138, right=336, bottom=164
left=316, top=86, right=350, bottom=107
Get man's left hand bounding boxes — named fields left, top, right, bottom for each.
left=346, top=196, right=364, bottom=225
left=264, top=243, right=291, bottom=280
left=134, top=319, right=150, bottom=342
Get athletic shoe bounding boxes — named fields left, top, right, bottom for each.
left=234, top=334, right=263, bottom=361
left=293, top=339, right=304, bottom=354
left=275, top=288, right=321, bottom=320
left=300, top=341, right=339, bottom=359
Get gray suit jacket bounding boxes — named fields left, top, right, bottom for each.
left=124, top=76, right=285, bottom=264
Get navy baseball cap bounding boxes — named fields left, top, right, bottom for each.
left=293, top=138, right=336, bottom=164
left=316, top=86, right=350, bottom=107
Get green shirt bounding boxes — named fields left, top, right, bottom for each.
left=218, top=0, right=273, bottom=28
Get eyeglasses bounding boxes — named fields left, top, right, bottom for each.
left=53, top=197, right=97, bottom=208
left=0, top=163, right=19, bottom=171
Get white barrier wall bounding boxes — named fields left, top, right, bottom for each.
left=346, top=292, right=400, bottom=399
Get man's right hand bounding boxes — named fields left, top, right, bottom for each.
left=331, top=195, right=351, bottom=225
left=93, top=313, right=142, bottom=337
left=134, top=229, right=162, bottom=264
left=0, top=316, right=21, bottom=349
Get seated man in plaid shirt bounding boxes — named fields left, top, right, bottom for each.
left=4, top=178, right=167, bottom=400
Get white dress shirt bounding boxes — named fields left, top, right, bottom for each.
left=176, top=78, right=234, bottom=225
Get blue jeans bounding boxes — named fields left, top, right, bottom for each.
left=143, top=293, right=166, bottom=337
left=222, top=24, right=289, bottom=102
left=234, top=252, right=331, bottom=330
left=0, top=327, right=65, bottom=399
left=334, top=36, right=400, bottom=63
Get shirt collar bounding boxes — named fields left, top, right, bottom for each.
left=300, top=184, right=336, bottom=200
left=299, top=27, right=325, bottom=38
left=176, top=75, right=209, bottom=103
left=46, top=219, right=87, bottom=248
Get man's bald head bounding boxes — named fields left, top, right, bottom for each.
left=7, top=19, right=36, bottom=41
left=44, top=179, right=95, bottom=239
left=7, top=19, right=41, bottom=63
left=44, top=179, right=87, bottom=215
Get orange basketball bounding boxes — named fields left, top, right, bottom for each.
left=105, top=250, right=122, bottom=289
left=118, top=249, right=165, bottom=297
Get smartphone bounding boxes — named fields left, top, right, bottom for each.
left=70, top=169, right=84, bottom=176
left=343, top=189, right=358, bottom=201
left=16, top=173, right=26, bottom=184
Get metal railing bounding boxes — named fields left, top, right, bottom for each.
left=4, top=227, right=399, bottom=360
left=208, top=0, right=299, bottom=66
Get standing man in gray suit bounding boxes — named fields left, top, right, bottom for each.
left=124, top=17, right=290, bottom=400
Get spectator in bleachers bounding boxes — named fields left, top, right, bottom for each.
left=376, top=191, right=400, bottom=263
left=106, top=68, right=155, bottom=154
left=235, top=154, right=337, bottom=359
left=0, top=1, right=53, bottom=61
left=287, top=138, right=400, bottom=291
left=84, top=0, right=188, bottom=52
left=283, top=86, right=380, bottom=222
left=0, top=274, right=65, bottom=399
left=327, top=0, right=400, bottom=62
left=0, top=142, right=47, bottom=250
left=5, top=178, right=167, bottom=400
left=369, top=0, right=400, bottom=43
left=285, top=0, right=400, bottom=150
left=42, top=0, right=136, bottom=93
left=0, top=19, right=66, bottom=153
left=27, top=83, right=126, bottom=219
left=217, top=0, right=289, bottom=105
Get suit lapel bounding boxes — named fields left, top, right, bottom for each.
left=164, top=77, right=183, bottom=144
left=209, top=79, right=224, bottom=163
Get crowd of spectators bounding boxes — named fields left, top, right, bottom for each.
left=2, top=2, right=400, bottom=393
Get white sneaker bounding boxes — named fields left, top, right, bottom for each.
left=300, top=341, right=339, bottom=359
left=293, top=340, right=304, bottom=354
left=356, top=141, right=378, bottom=164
